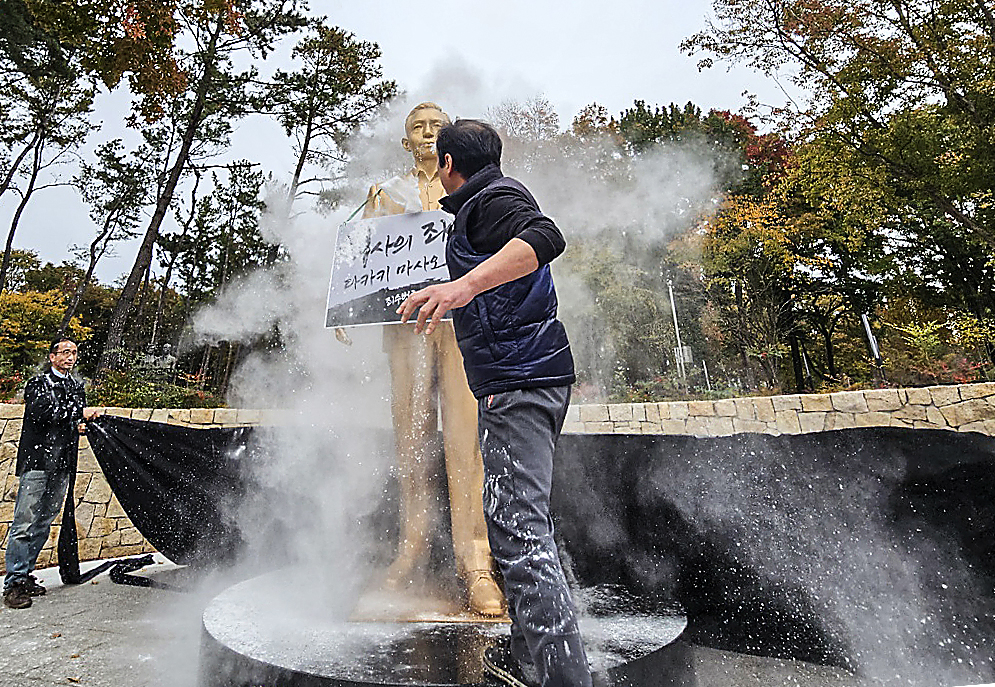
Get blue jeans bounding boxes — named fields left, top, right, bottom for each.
left=478, top=386, right=592, bottom=687
left=4, top=470, right=70, bottom=590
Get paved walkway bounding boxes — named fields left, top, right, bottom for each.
left=0, top=557, right=860, bottom=687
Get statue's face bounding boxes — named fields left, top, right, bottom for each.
left=402, top=107, right=449, bottom=162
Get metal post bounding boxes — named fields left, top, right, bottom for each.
left=667, top=279, right=686, bottom=383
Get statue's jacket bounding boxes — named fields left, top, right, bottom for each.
left=16, top=370, right=85, bottom=476
left=442, top=165, right=575, bottom=398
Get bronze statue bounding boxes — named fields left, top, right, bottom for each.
left=364, top=102, right=503, bottom=617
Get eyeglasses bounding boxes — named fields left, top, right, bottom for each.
left=52, top=348, right=78, bottom=356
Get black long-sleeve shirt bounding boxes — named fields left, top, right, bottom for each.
left=440, top=164, right=565, bottom=267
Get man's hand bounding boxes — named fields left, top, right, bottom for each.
left=397, top=278, right=475, bottom=335
left=78, top=408, right=101, bottom=435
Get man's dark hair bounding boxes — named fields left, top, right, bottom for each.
left=436, top=119, right=502, bottom=179
left=49, top=337, right=76, bottom=354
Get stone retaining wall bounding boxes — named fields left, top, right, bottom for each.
left=3, top=381, right=993, bottom=572
left=564, top=382, right=995, bottom=437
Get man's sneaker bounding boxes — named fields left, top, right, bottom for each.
left=483, top=644, right=539, bottom=687
left=23, top=575, right=45, bottom=596
left=3, top=583, right=32, bottom=609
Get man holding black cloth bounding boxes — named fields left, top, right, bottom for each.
left=397, top=120, right=590, bottom=687
left=4, top=338, right=99, bottom=609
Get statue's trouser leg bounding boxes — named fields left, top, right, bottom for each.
left=437, top=323, right=493, bottom=575
left=478, top=386, right=592, bottom=687
left=385, top=325, right=438, bottom=584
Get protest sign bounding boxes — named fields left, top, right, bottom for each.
left=325, top=210, right=453, bottom=327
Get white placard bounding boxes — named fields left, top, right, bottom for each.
left=325, top=210, right=453, bottom=328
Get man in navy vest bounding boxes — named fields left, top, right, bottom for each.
left=397, top=119, right=590, bottom=687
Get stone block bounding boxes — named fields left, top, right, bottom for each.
left=167, top=409, right=191, bottom=425
left=77, top=447, right=99, bottom=472
left=734, top=399, right=756, bottom=420
left=78, top=539, right=102, bottom=561
left=0, top=405, right=23, bottom=419
left=732, top=418, right=768, bottom=434
left=655, top=403, right=671, bottom=420
left=189, top=408, right=215, bottom=425
left=800, top=395, right=833, bottom=412
left=825, top=413, right=856, bottom=430
left=798, top=412, right=827, bottom=433
left=35, top=550, right=51, bottom=567
left=1, top=419, right=22, bottom=444
left=705, top=417, right=735, bottom=436
left=561, top=421, right=584, bottom=435
left=45, top=525, right=60, bottom=549
left=213, top=408, right=240, bottom=425
left=73, top=502, right=95, bottom=537
left=564, top=405, right=580, bottom=423
left=660, top=419, right=687, bottom=435
left=905, top=387, right=932, bottom=405
left=608, top=404, right=633, bottom=422
left=105, top=495, right=128, bottom=519
left=644, top=403, right=661, bottom=424
left=754, top=398, right=776, bottom=422
left=939, top=399, right=994, bottom=428
left=864, top=389, right=903, bottom=412
left=585, top=422, right=614, bottom=434
left=131, top=408, right=153, bottom=421
left=684, top=417, right=710, bottom=437
left=687, top=401, right=715, bottom=417
left=579, top=405, right=609, bottom=423
left=237, top=409, right=263, bottom=424
left=150, top=409, right=169, bottom=423
left=613, top=422, right=642, bottom=434
left=670, top=402, right=689, bottom=420
left=73, top=474, right=94, bottom=503
left=853, top=412, right=893, bottom=427
left=0, top=440, right=15, bottom=464
left=105, top=407, right=132, bottom=418
left=714, top=399, right=737, bottom=417
left=630, top=404, right=647, bottom=422
left=103, top=544, right=144, bottom=558
left=119, top=528, right=145, bottom=546
left=82, top=477, right=113, bottom=504
left=775, top=411, right=802, bottom=434
left=0, top=501, right=14, bottom=521
left=913, top=421, right=948, bottom=431
left=101, top=530, right=121, bottom=548
left=88, top=517, right=117, bottom=538
left=831, top=392, right=868, bottom=413
left=772, top=395, right=802, bottom=411
left=639, top=421, right=661, bottom=433
left=959, top=421, right=988, bottom=434
left=889, top=418, right=913, bottom=428
left=929, top=385, right=961, bottom=407
left=894, top=405, right=928, bottom=422
left=926, top=406, right=948, bottom=426
left=959, top=382, right=995, bottom=400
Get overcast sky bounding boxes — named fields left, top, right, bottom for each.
left=0, top=0, right=800, bottom=283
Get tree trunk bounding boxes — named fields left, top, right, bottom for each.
left=0, top=133, right=40, bottom=201
left=100, top=18, right=224, bottom=372
left=788, top=333, right=804, bottom=392
left=0, top=140, right=43, bottom=293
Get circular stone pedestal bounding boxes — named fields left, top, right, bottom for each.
left=199, top=569, right=691, bottom=687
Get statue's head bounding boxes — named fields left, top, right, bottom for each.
left=402, top=102, right=450, bottom=163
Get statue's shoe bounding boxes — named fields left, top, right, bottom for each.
left=467, top=571, right=505, bottom=617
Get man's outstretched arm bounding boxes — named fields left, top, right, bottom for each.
left=396, top=238, right=539, bottom=335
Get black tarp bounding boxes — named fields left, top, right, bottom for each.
left=58, top=416, right=255, bottom=584
left=69, top=417, right=995, bottom=677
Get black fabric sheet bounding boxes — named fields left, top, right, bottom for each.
left=59, top=416, right=254, bottom=582
left=64, top=416, right=995, bottom=675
